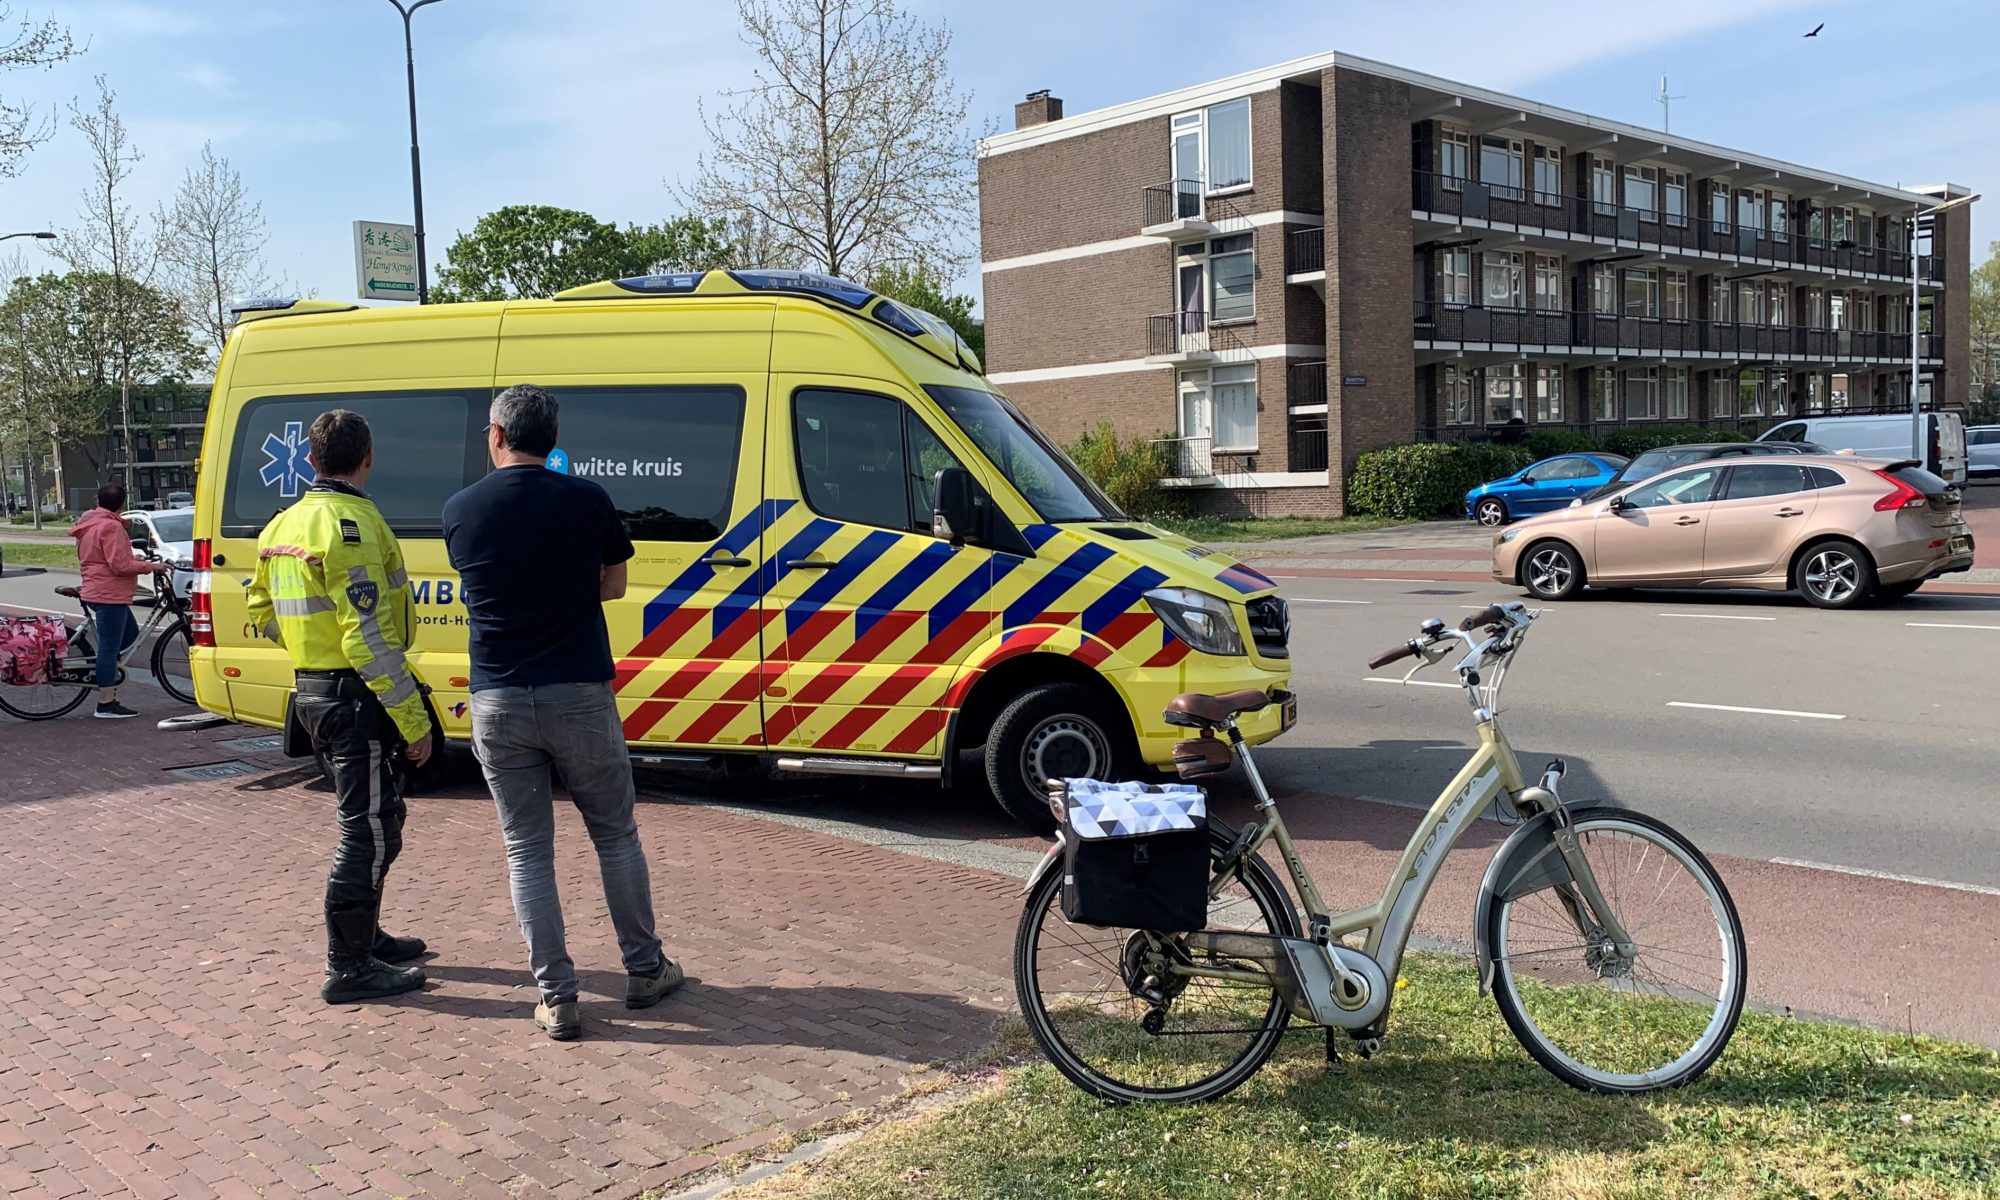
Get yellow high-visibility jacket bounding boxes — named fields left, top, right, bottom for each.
left=246, top=484, right=430, bottom=743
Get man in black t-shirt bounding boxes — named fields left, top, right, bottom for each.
left=443, top=383, right=683, bottom=1042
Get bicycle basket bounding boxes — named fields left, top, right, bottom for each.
left=0, top=615, right=69, bottom=686
left=1056, top=779, right=1210, bottom=932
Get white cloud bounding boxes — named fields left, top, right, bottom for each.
left=176, top=64, right=234, bottom=94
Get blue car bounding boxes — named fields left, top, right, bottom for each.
left=1464, top=452, right=1629, bottom=527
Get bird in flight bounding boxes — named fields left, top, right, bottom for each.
left=1804, top=22, right=1824, bottom=36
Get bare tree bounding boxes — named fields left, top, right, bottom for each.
left=684, top=0, right=976, bottom=279
left=62, top=76, right=156, bottom=484
left=157, top=141, right=273, bottom=362
left=0, top=6, right=79, bottom=181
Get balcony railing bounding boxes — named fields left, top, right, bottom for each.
left=1145, top=312, right=1246, bottom=358
left=1143, top=178, right=1205, bottom=228
left=1287, top=361, right=1329, bottom=472
left=1286, top=226, right=1325, bottom=276
left=1156, top=435, right=1215, bottom=480
left=1415, top=300, right=1944, bottom=360
left=1413, top=170, right=1943, bottom=285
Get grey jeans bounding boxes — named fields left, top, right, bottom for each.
left=470, top=681, right=663, bottom=1005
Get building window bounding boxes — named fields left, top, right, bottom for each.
left=1534, top=256, right=1564, bottom=310
left=1830, top=207, right=1852, bottom=245
left=1769, top=369, right=1790, bottom=417
left=1592, top=264, right=1617, bottom=315
left=1710, top=276, right=1732, bottom=323
left=1806, top=374, right=1825, bottom=412
left=1852, top=291, right=1872, bottom=332
left=1593, top=369, right=1617, bottom=421
left=1623, top=164, right=1658, bottom=217
left=1480, top=136, right=1523, bottom=199
left=1178, top=364, right=1258, bottom=451
left=1736, top=281, right=1763, bottom=325
left=1736, top=188, right=1763, bottom=234
left=1830, top=292, right=1847, bottom=330
left=1533, top=145, right=1562, bottom=205
left=1486, top=363, right=1524, bottom=424
left=1208, top=234, right=1255, bottom=321
left=1483, top=250, right=1524, bottom=309
left=1535, top=366, right=1563, bottom=422
left=1664, top=171, right=1688, bottom=227
left=1442, top=247, right=1471, bottom=305
left=1739, top=368, right=1765, bottom=417
left=1806, top=287, right=1826, bottom=328
left=1172, top=98, right=1252, bottom=193
left=1856, top=210, right=1874, bottom=250
left=1440, top=124, right=1470, bottom=189
left=1441, top=365, right=1473, bottom=425
left=1769, top=285, right=1789, bottom=327
left=1665, top=366, right=1689, bottom=419
left=1710, top=183, right=1731, bottom=234
left=1591, top=156, right=1616, bottom=215
left=1624, top=268, right=1659, bottom=318
left=1664, top=269, right=1689, bottom=319
left=1769, top=194, right=1789, bottom=239
left=1627, top=367, right=1660, bottom=420
left=1710, top=373, right=1734, bottom=418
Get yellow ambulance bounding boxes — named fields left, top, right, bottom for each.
left=187, top=269, right=1293, bottom=829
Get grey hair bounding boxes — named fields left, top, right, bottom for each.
left=490, top=383, right=560, bottom=456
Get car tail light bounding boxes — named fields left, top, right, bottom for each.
left=190, top=538, right=215, bottom=647
left=1871, top=470, right=1925, bottom=512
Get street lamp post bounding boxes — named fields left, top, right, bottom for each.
left=1908, top=193, right=1978, bottom=460
left=386, top=0, right=446, bottom=304
left=3, top=233, right=55, bottom=527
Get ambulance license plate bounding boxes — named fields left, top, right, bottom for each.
left=1282, top=695, right=1298, bottom=731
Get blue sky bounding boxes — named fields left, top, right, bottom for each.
left=1, top=0, right=1993, bottom=308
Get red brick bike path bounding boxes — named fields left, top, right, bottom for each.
left=0, top=714, right=1020, bottom=1200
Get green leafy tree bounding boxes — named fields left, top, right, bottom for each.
left=866, top=262, right=983, bottom=360
left=435, top=205, right=742, bottom=302
left=1971, top=240, right=2000, bottom=417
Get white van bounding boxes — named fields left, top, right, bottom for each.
left=1759, top=413, right=1968, bottom=485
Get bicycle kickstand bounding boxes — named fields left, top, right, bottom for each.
left=1325, top=1027, right=1340, bottom=1064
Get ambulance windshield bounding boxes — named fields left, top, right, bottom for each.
left=925, top=385, right=1120, bottom=522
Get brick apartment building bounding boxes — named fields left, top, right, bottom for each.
left=977, top=52, right=1974, bottom=515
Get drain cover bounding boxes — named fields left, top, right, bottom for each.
left=218, top=734, right=285, bottom=753
left=1405, top=588, right=1471, bottom=596
left=166, top=760, right=257, bottom=782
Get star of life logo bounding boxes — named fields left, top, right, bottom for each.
left=259, top=421, right=316, bottom=498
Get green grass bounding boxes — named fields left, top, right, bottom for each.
left=729, top=954, right=2000, bottom=1200
left=4, top=514, right=71, bottom=528
left=0, top=541, right=76, bottom=569
left=1152, top=515, right=1404, bottom=544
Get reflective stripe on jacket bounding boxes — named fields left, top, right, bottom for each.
left=246, top=488, right=430, bottom=743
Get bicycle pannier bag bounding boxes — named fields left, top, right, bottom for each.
left=1058, top=779, right=1210, bottom=931
left=0, top=615, right=69, bottom=686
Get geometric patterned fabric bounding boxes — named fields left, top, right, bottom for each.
left=1062, top=778, right=1207, bottom=839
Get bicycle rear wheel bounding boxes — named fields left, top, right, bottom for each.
left=0, top=670, right=91, bottom=720
left=150, top=619, right=195, bottom=705
left=1488, top=807, right=1746, bottom=1094
left=1015, top=826, right=1298, bottom=1104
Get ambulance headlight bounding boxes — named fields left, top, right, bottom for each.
left=1144, top=587, right=1244, bottom=657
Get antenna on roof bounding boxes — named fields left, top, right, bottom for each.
left=1656, top=73, right=1686, bottom=133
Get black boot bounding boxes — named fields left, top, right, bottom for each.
left=322, top=906, right=425, bottom=1004
left=371, top=928, right=428, bottom=963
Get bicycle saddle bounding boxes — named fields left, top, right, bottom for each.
left=1164, top=689, right=1271, bottom=727
left=53, top=585, right=82, bottom=599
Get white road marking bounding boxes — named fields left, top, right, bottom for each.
left=1769, top=857, right=2000, bottom=898
left=1364, top=677, right=1461, bottom=689
left=1906, top=622, right=2000, bottom=631
left=1657, top=613, right=1777, bottom=621
left=1362, top=577, right=1441, bottom=583
left=1290, top=597, right=1371, bottom=605
left=0, top=602, right=70, bottom=617
left=1666, top=701, right=1844, bottom=720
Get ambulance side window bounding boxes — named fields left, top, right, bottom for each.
left=529, top=386, right=745, bottom=542
left=793, top=388, right=964, bottom=535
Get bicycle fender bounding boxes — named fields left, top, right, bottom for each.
left=1023, top=834, right=1064, bottom=895
left=1473, top=809, right=1579, bottom=996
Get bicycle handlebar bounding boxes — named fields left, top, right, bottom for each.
left=1458, top=605, right=1507, bottom=632
left=1367, top=642, right=1420, bottom=670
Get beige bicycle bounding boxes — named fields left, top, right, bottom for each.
left=1014, top=600, right=1746, bottom=1102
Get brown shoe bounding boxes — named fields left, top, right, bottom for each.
left=625, top=958, right=684, bottom=1009
left=534, top=999, right=581, bottom=1041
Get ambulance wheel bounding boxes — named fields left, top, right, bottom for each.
left=986, top=682, right=1133, bottom=835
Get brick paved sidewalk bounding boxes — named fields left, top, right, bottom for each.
left=0, top=713, right=1019, bottom=1199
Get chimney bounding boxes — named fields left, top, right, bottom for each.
left=1014, top=89, right=1062, bottom=130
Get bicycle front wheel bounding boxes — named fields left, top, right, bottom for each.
left=150, top=620, right=195, bottom=705
left=1015, top=827, right=1298, bottom=1104
left=1488, top=808, right=1746, bottom=1094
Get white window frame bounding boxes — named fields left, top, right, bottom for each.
left=1178, top=364, right=1259, bottom=452
left=1480, top=135, right=1524, bottom=199
left=1441, top=365, right=1473, bottom=426
left=1623, top=164, right=1658, bottom=218
left=1206, top=233, right=1255, bottom=323
left=1768, top=284, right=1789, bottom=328
left=1534, top=256, right=1564, bottom=311
left=1624, top=267, right=1659, bottom=318
left=1664, top=171, right=1688, bottom=228
left=1626, top=367, right=1660, bottom=420
left=1664, top=269, right=1689, bottom=320
left=1533, top=145, right=1562, bottom=206
left=1171, top=99, right=1254, bottom=197
left=1768, top=193, right=1789, bottom=238
left=1736, top=188, right=1764, bottom=234
left=1440, top=124, right=1471, bottom=191
left=1535, top=365, right=1563, bottom=422
left=1591, top=264, right=1618, bottom=315
left=1739, top=369, right=1765, bottom=417
left=1711, top=275, right=1733, bottom=323
left=1209, top=362, right=1258, bottom=450
left=1591, top=156, right=1617, bottom=215
left=1806, top=373, right=1825, bottom=412
left=1856, top=208, right=1874, bottom=250
left=1736, top=281, right=1763, bottom=325
left=1664, top=366, right=1689, bottom=419
left=1710, top=182, right=1731, bottom=234
left=1442, top=247, right=1472, bottom=306
left=1483, top=249, right=1524, bottom=310
left=1593, top=369, right=1617, bottom=421
left=1485, top=363, right=1524, bottom=425
left=1710, top=373, right=1734, bottom=418
left=1769, top=369, right=1791, bottom=417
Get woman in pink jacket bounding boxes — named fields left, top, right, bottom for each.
left=69, top=482, right=170, bottom=718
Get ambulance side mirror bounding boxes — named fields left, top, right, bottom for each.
left=932, top=466, right=977, bottom=545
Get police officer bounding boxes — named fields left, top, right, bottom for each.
left=247, top=409, right=435, bottom=1004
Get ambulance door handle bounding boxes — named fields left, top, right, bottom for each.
left=785, top=557, right=836, bottom=570
left=704, top=551, right=753, bottom=569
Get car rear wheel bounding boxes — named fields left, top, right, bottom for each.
left=985, top=682, right=1134, bottom=835
left=1520, top=541, right=1585, bottom=601
left=1475, top=498, right=1509, bottom=527
left=1796, top=540, right=1877, bottom=609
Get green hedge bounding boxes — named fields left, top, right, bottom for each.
left=1599, top=427, right=1749, bottom=457
left=1521, top=430, right=1602, bottom=459
left=1062, top=423, right=1191, bottom=520
left=1348, top=442, right=1534, bottom=520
